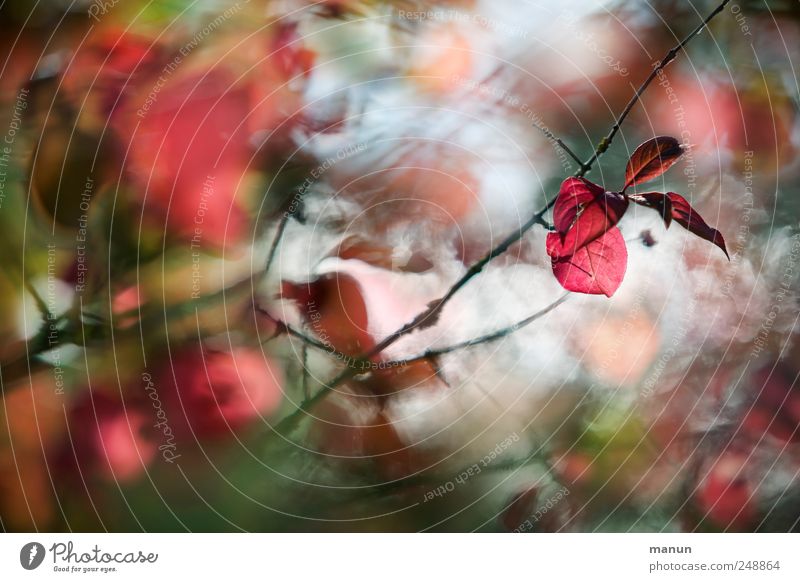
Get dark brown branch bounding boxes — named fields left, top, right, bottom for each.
left=272, top=295, right=570, bottom=437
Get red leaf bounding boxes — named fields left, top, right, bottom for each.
left=500, top=486, right=539, bottom=532
left=623, top=136, right=685, bottom=191
left=552, top=178, right=629, bottom=252
left=546, top=227, right=628, bottom=297
left=666, top=193, right=729, bottom=259
left=632, top=192, right=673, bottom=228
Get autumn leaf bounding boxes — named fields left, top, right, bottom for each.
left=552, top=177, right=629, bottom=252
left=666, top=193, right=729, bottom=258
left=623, top=136, right=686, bottom=191
left=562, top=192, right=629, bottom=253
left=546, top=227, right=628, bottom=297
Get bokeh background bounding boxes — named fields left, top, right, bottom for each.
left=1, top=0, right=799, bottom=532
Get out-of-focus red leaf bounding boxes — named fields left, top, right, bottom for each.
left=306, top=394, right=369, bottom=458
left=362, top=358, right=440, bottom=397
left=59, top=391, right=156, bottom=483
left=546, top=227, right=627, bottom=297
left=336, top=236, right=435, bottom=273
left=307, top=399, right=421, bottom=481
left=337, top=237, right=395, bottom=270
left=631, top=192, right=673, bottom=228
left=666, top=193, right=729, bottom=259
left=61, top=30, right=163, bottom=117
left=623, top=136, right=685, bottom=191
left=361, top=413, right=416, bottom=481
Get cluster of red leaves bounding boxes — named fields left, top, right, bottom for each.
left=547, top=136, right=729, bottom=296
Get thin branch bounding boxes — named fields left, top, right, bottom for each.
left=530, top=0, right=732, bottom=220
left=282, top=322, right=332, bottom=353
left=533, top=124, right=586, bottom=172
left=381, top=293, right=570, bottom=367
left=24, top=278, right=52, bottom=322
left=265, top=210, right=293, bottom=274
left=272, top=295, right=570, bottom=437
left=255, top=304, right=366, bottom=363
left=268, top=0, right=731, bottom=439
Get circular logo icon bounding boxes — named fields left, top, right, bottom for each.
left=20, top=542, right=46, bottom=570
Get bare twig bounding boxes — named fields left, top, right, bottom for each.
left=380, top=293, right=570, bottom=367
left=262, top=203, right=553, bottom=365
left=271, top=294, right=569, bottom=437
left=23, top=278, right=52, bottom=322
left=578, top=0, right=733, bottom=176
left=534, top=125, right=587, bottom=172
